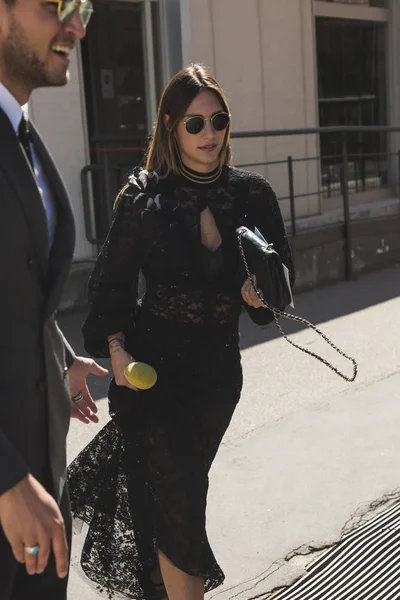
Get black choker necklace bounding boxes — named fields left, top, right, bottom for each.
left=178, top=156, right=223, bottom=185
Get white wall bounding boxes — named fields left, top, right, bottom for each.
left=29, top=45, right=93, bottom=261
left=258, top=0, right=320, bottom=219
left=181, top=0, right=321, bottom=221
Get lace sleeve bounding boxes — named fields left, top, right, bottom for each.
left=243, top=174, right=295, bottom=326
left=82, top=184, right=153, bottom=358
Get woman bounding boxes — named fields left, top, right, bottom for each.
left=68, top=64, right=294, bottom=600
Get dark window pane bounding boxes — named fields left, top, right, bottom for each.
left=324, top=1, right=388, bottom=7
left=316, top=17, right=387, bottom=195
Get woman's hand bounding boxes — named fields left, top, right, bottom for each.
left=108, top=336, right=139, bottom=391
left=241, top=275, right=265, bottom=309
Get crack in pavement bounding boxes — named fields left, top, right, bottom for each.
left=262, top=488, right=400, bottom=600
left=210, top=488, right=400, bottom=600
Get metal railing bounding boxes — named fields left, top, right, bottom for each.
left=81, top=136, right=147, bottom=244
left=232, top=126, right=400, bottom=279
left=81, top=125, right=400, bottom=280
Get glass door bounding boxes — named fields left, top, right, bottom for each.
left=81, top=0, right=163, bottom=241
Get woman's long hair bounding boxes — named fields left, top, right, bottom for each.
left=146, top=63, right=232, bottom=175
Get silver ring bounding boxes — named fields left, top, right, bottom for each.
left=72, top=391, right=84, bottom=404
left=24, top=545, right=39, bottom=556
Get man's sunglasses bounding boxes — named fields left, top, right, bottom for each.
left=50, top=0, right=94, bottom=28
left=183, top=112, right=230, bottom=135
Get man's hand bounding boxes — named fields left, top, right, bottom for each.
left=0, top=474, right=68, bottom=577
left=68, top=356, right=108, bottom=424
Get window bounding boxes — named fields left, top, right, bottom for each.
left=324, top=0, right=388, bottom=7
left=316, top=17, right=388, bottom=195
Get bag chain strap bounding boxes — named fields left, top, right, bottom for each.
left=237, top=232, right=358, bottom=383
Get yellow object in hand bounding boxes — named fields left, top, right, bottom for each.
left=123, top=362, right=158, bottom=390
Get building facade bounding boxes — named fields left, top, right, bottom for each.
left=28, top=0, right=397, bottom=271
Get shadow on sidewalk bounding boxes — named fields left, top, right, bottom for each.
left=59, top=265, right=400, bottom=398
left=240, top=265, right=400, bottom=350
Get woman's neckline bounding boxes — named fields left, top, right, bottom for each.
left=177, top=157, right=224, bottom=185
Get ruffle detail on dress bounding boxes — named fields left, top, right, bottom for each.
left=68, top=419, right=224, bottom=599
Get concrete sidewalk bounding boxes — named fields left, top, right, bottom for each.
left=207, top=372, right=400, bottom=599
left=63, top=265, right=400, bottom=599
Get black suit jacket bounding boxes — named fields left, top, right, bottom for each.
left=0, top=106, right=75, bottom=501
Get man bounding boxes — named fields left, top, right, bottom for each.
left=0, top=1, right=108, bottom=598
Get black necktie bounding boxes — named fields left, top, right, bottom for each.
left=18, top=116, right=34, bottom=169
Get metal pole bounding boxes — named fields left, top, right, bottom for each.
left=341, top=133, right=353, bottom=280
left=287, top=156, right=296, bottom=237
left=397, top=150, right=400, bottom=198
left=80, top=165, right=105, bottom=245
left=103, top=151, right=113, bottom=227
left=144, top=0, right=158, bottom=133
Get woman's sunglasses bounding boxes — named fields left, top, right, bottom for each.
left=50, top=0, right=94, bottom=28
left=183, top=112, right=231, bottom=135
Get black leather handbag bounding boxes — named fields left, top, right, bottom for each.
left=236, top=226, right=358, bottom=383
left=236, top=226, right=291, bottom=310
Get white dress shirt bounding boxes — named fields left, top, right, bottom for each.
left=0, top=82, right=57, bottom=248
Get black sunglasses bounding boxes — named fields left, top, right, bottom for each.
left=183, top=112, right=230, bottom=135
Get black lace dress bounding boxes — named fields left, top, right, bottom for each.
left=68, top=165, right=294, bottom=599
